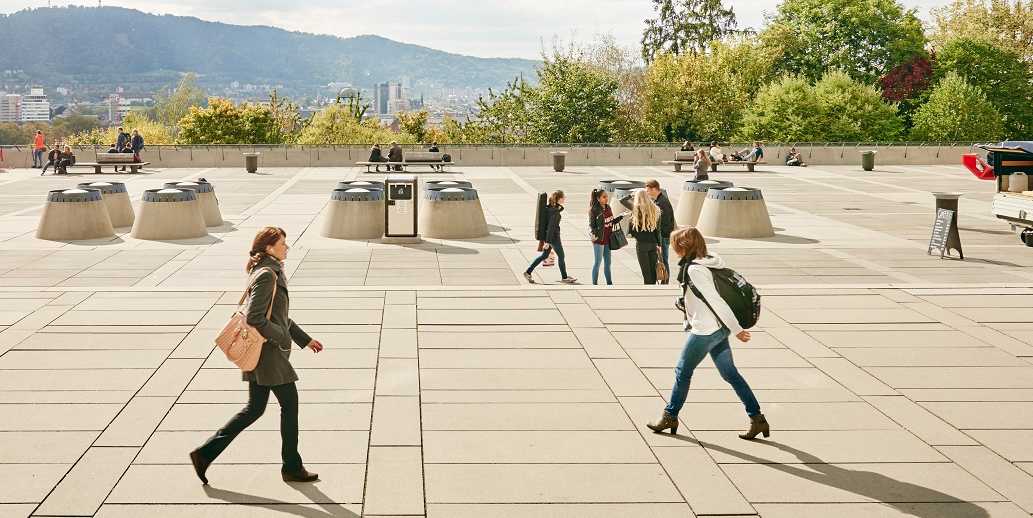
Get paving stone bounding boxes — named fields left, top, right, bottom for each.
left=807, top=329, right=984, bottom=348
left=35, top=447, right=137, bottom=516
left=96, top=396, right=177, bottom=446
left=159, top=403, right=372, bottom=431
left=0, top=403, right=121, bottom=431
left=838, top=347, right=1027, bottom=367
left=0, top=431, right=97, bottom=463
left=418, top=330, right=579, bottom=349
left=425, top=464, right=682, bottom=503
left=864, top=395, right=977, bottom=445
left=698, top=429, right=946, bottom=463
left=676, top=402, right=899, bottom=430
left=418, top=309, right=564, bottom=325
left=14, top=332, right=185, bottom=350
left=189, top=368, right=375, bottom=391
left=376, top=358, right=419, bottom=395
left=426, top=503, right=693, bottom=518
left=0, top=349, right=168, bottom=369
left=628, top=347, right=809, bottom=368
left=421, top=368, right=608, bottom=391
left=0, top=464, right=69, bottom=503
left=94, top=503, right=363, bottom=517
left=138, top=358, right=203, bottom=396
left=136, top=430, right=369, bottom=464
left=867, top=367, right=1033, bottom=388
left=592, top=358, right=656, bottom=396
left=51, top=310, right=207, bottom=326
left=363, top=447, right=424, bottom=515
left=938, top=445, right=1033, bottom=513
left=653, top=446, right=755, bottom=515
left=421, top=402, right=633, bottom=430
left=754, top=502, right=1028, bottom=518
left=810, top=357, right=897, bottom=396
left=371, top=396, right=421, bottom=446
left=420, top=349, right=591, bottom=369
left=380, top=328, right=416, bottom=357
left=924, top=401, right=1033, bottom=429
left=424, top=430, right=654, bottom=463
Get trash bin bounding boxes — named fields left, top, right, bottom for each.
left=551, top=151, right=567, bottom=172
left=243, top=152, right=260, bottom=173
left=861, top=150, right=876, bottom=171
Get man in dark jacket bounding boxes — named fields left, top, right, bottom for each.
left=645, top=179, right=675, bottom=284
left=131, top=130, right=145, bottom=162
left=388, top=141, right=403, bottom=172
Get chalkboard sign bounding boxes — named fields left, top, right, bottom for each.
left=928, top=208, right=962, bottom=259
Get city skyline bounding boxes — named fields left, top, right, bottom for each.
left=1, top=0, right=951, bottom=59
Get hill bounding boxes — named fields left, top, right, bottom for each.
left=0, top=6, right=539, bottom=95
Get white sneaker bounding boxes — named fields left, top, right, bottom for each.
left=523, top=272, right=535, bottom=283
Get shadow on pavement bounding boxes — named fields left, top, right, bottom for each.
left=203, top=483, right=359, bottom=517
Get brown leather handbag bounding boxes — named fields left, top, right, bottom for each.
left=656, top=258, right=669, bottom=284
left=214, top=268, right=277, bottom=371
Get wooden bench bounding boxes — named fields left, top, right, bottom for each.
left=357, top=152, right=454, bottom=173
left=661, top=151, right=698, bottom=172
left=712, top=159, right=765, bottom=172
left=60, top=152, right=149, bottom=174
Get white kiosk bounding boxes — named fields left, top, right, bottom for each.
left=385, top=175, right=419, bottom=241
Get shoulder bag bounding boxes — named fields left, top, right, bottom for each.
left=214, top=268, right=277, bottom=371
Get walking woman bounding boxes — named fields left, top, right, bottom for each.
left=589, top=189, right=622, bottom=285
left=628, top=190, right=662, bottom=284
left=525, top=190, right=576, bottom=284
left=191, top=227, right=325, bottom=484
left=693, top=149, right=711, bottom=181
left=647, top=227, right=768, bottom=439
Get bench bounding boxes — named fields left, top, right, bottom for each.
left=57, top=153, right=149, bottom=174
left=356, top=152, right=454, bottom=173
left=662, top=151, right=697, bottom=172
left=711, top=159, right=765, bottom=172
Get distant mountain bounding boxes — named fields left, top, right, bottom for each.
left=0, top=6, right=539, bottom=95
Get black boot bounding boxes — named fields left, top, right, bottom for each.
left=189, top=449, right=211, bottom=485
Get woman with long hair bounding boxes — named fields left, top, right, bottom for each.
left=628, top=190, right=662, bottom=284
left=525, top=190, right=576, bottom=284
left=589, top=189, right=622, bottom=285
left=190, top=227, right=325, bottom=485
left=647, top=227, right=768, bottom=439
left=693, top=149, right=711, bottom=181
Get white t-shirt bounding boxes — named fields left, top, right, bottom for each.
left=682, top=255, right=743, bottom=336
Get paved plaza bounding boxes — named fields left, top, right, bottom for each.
left=1, top=163, right=1033, bottom=517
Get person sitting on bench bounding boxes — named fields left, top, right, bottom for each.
left=785, top=147, right=806, bottom=167
left=388, top=142, right=403, bottom=172
left=680, top=141, right=694, bottom=152
left=730, top=142, right=764, bottom=162
left=41, top=145, right=61, bottom=175
left=709, top=142, right=725, bottom=163
left=116, top=141, right=134, bottom=172
left=368, top=143, right=387, bottom=172
left=427, top=142, right=443, bottom=171
left=57, top=146, right=75, bottom=175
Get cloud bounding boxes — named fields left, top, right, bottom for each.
left=3, top=0, right=947, bottom=58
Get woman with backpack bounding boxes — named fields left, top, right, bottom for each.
left=628, top=190, right=662, bottom=284
left=190, top=227, right=325, bottom=485
left=589, top=189, right=623, bottom=285
left=525, top=190, right=576, bottom=284
left=647, top=227, right=769, bottom=440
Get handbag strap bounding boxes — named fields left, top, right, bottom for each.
left=237, top=267, right=278, bottom=319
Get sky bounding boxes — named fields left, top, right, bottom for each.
left=3, top=0, right=951, bottom=59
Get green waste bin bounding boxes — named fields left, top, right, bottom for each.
left=551, top=151, right=567, bottom=172
left=861, top=150, right=876, bottom=171
left=243, top=152, right=260, bottom=173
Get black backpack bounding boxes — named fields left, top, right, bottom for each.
left=680, top=261, right=761, bottom=329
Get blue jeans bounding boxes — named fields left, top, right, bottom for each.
left=592, top=243, right=612, bottom=285
left=665, top=328, right=761, bottom=417
left=659, top=237, right=670, bottom=284
left=527, top=241, right=567, bottom=279
left=33, top=149, right=43, bottom=167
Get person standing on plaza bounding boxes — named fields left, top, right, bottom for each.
left=645, top=179, right=674, bottom=284
left=589, top=189, right=623, bottom=285
left=32, top=130, right=46, bottom=169
left=190, top=227, right=325, bottom=485
left=647, top=227, right=768, bottom=439
left=628, top=190, right=662, bottom=284
left=693, top=149, right=711, bottom=181
left=115, top=127, right=130, bottom=171
left=525, top=190, right=576, bottom=284
left=131, top=129, right=145, bottom=164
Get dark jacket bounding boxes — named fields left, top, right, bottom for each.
left=59, top=151, right=75, bottom=165
left=243, top=256, right=312, bottom=386
left=589, top=204, right=613, bottom=245
left=47, top=149, right=60, bottom=162
left=629, top=220, right=661, bottom=246
left=116, top=132, right=130, bottom=150
left=388, top=145, right=403, bottom=162
left=131, top=134, right=144, bottom=153
left=369, top=147, right=384, bottom=162
left=428, top=146, right=439, bottom=152
left=655, top=192, right=675, bottom=238
left=544, top=205, right=563, bottom=245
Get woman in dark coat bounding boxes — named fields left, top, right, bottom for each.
left=368, top=143, right=386, bottom=172
left=388, top=141, right=403, bottom=171
left=525, top=190, right=577, bottom=284
left=190, top=227, right=325, bottom=485
left=628, top=189, right=663, bottom=284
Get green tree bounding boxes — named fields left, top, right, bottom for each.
left=911, top=72, right=1005, bottom=141
left=931, top=0, right=1033, bottom=60
left=152, top=73, right=207, bottom=129
left=51, top=115, right=101, bottom=138
left=267, top=90, right=301, bottom=142
left=529, top=54, right=621, bottom=142
left=297, top=104, right=412, bottom=145
left=934, top=37, right=1033, bottom=137
left=65, top=112, right=173, bottom=146
left=177, top=98, right=282, bottom=144
left=0, top=123, right=31, bottom=146
left=763, top=0, right=926, bottom=83
left=397, top=111, right=429, bottom=142
left=739, top=71, right=902, bottom=141
left=641, top=0, right=738, bottom=62
left=470, top=78, right=536, bottom=143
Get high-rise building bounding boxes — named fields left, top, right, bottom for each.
left=374, top=82, right=403, bottom=115
left=20, top=87, right=50, bottom=122
left=0, top=94, right=20, bottom=122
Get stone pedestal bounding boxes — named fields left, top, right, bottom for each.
left=321, top=188, right=385, bottom=240
left=164, top=181, right=223, bottom=227
left=131, top=189, right=208, bottom=240
left=37, top=189, right=115, bottom=241
left=420, top=187, right=489, bottom=239
left=697, top=187, right=774, bottom=238
left=675, top=180, right=733, bottom=227
left=78, top=181, right=134, bottom=228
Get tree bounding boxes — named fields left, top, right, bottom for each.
left=177, top=98, right=282, bottom=144
left=642, top=52, right=750, bottom=141
left=469, top=78, right=536, bottom=143
left=764, top=0, right=926, bottom=83
left=934, top=37, right=1033, bottom=137
left=641, top=0, right=738, bottom=62
left=397, top=111, right=429, bottom=142
left=931, top=0, right=1033, bottom=60
left=51, top=115, right=101, bottom=138
left=152, top=73, right=207, bottom=129
left=529, top=54, right=621, bottom=142
left=879, top=54, right=935, bottom=129
left=739, top=71, right=903, bottom=141
left=267, top=90, right=301, bottom=142
left=64, top=112, right=173, bottom=146
left=911, top=72, right=1004, bottom=141
left=297, top=104, right=412, bottom=145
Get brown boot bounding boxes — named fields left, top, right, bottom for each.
left=282, top=467, right=319, bottom=482
left=646, top=412, right=679, bottom=434
left=739, top=413, right=770, bottom=440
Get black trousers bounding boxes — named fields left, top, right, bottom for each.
left=636, top=242, right=659, bottom=284
left=196, top=381, right=303, bottom=472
